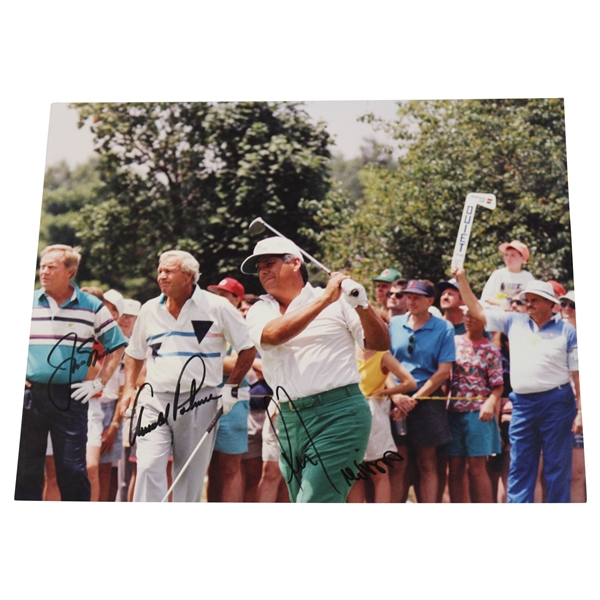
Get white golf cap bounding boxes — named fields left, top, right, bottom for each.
left=519, top=280, right=561, bottom=304
left=103, top=289, right=125, bottom=317
left=558, top=290, right=575, bottom=304
left=241, top=236, right=303, bottom=274
left=123, top=298, right=141, bottom=316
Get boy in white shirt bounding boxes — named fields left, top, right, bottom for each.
left=481, top=240, right=534, bottom=310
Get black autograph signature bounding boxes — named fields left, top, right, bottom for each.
left=340, top=449, right=404, bottom=487
left=265, top=386, right=404, bottom=496
left=45, top=332, right=106, bottom=411
left=128, top=354, right=220, bottom=446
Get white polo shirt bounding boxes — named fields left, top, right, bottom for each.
left=126, top=286, right=254, bottom=393
left=245, top=283, right=365, bottom=401
left=485, top=310, right=578, bottom=394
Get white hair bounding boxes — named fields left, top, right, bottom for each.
left=159, top=250, right=200, bottom=283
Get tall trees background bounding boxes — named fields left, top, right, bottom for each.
left=307, top=98, right=572, bottom=293
left=39, top=99, right=573, bottom=300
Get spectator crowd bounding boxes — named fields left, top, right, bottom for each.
left=16, top=238, right=583, bottom=503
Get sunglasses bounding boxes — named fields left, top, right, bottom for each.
left=510, top=299, right=524, bottom=306
left=561, top=300, right=575, bottom=309
left=408, top=334, right=416, bottom=355
left=386, top=292, right=403, bottom=299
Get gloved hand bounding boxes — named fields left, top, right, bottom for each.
left=71, top=378, right=105, bottom=404
left=219, top=384, right=250, bottom=415
left=341, top=279, right=369, bottom=308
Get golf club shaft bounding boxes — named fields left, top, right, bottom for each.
left=254, top=218, right=332, bottom=274
left=160, top=407, right=223, bottom=503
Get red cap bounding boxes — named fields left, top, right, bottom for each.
left=547, top=280, right=567, bottom=298
left=498, top=240, right=530, bottom=262
left=208, top=277, right=245, bottom=298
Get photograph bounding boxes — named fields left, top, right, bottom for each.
left=1, top=1, right=597, bottom=598
left=17, top=98, right=582, bottom=507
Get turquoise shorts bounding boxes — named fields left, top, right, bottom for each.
left=444, top=410, right=501, bottom=457
left=214, top=400, right=249, bottom=454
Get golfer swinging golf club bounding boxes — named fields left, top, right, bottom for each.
left=241, top=235, right=390, bottom=502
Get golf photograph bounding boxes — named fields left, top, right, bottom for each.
left=14, top=99, right=582, bottom=506
left=2, top=3, right=597, bottom=599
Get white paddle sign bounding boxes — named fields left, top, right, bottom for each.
left=451, top=193, right=497, bottom=268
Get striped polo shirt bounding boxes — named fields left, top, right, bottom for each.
left=27, top=284, right=127, bottom=385
left=125, top=285, right=254, bottom=393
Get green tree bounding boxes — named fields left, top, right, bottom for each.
left=39, top=158, right=105, bottom=283
left=72, top=102, right=331, bottom=300
left=329, top=137, right=396, bottom=203
left=307, top=98, right=573, bottom=293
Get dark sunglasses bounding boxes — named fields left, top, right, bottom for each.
left=408, top=334, right=416, bottom=355
left=386, top=292, right=403, bottom=299
left=510, top=299, right=524, bottom=306
left=561, top=300, right=575, bottom=309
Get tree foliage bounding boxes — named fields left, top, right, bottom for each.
left=306, top=99, right=573, bottom=293
left=71, top=102, right=331, bottom=300
left=40, top=159, right=105, bottom=283
left=329, top=137, right=396, bottom=203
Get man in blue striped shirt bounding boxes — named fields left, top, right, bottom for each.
left=16, top=245, right=127, bottom=501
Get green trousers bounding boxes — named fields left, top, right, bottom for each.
left=276, top=384, right=372, bottom=503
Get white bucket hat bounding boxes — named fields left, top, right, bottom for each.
left=519, top=280, right=561, bottom=304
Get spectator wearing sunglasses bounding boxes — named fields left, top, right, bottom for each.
left=389, top=279, right=455, bottom=503
left=373, top=267, right=402, bottom=311
left=386, top=278, right=408, bottom=318
left=559, top=291, right=576, bottom=328
left=509, top=293, right=528, bottom=314
left=558, top=291, right=585, bottom=502
left=549, top=280, right=567, bottom=315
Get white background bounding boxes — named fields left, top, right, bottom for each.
left=1, top=1, right=597, bottom=598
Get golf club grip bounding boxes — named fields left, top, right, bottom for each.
left=340, top=279, right=361, bottom=298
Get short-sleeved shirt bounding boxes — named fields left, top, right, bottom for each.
left=480, top=268, right=534, bottom=305
left=449, top=335, right=504, bottom=411
left=484, top=310, right=578, bottom=394
left=27, top=284, right=127, bottom=384
left=389, top=313, right=456, bottom=391
left=245, top=283, right=365, bottom=401
left=126, top=285, right=254, bottom=393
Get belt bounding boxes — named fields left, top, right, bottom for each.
left=29, top=382, right=76, bottom=392
left=279, top=384, right=361, bottom=412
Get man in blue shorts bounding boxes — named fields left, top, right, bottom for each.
left=206, top=276, right=252, bottom=502
left=389, top=279, right=455, bottom=503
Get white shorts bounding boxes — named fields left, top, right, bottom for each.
left=363, top=397, right=396, bottom=462
left=87, top=398, right=105, bottom=448
left=262, top=404, right=280, bottom=463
